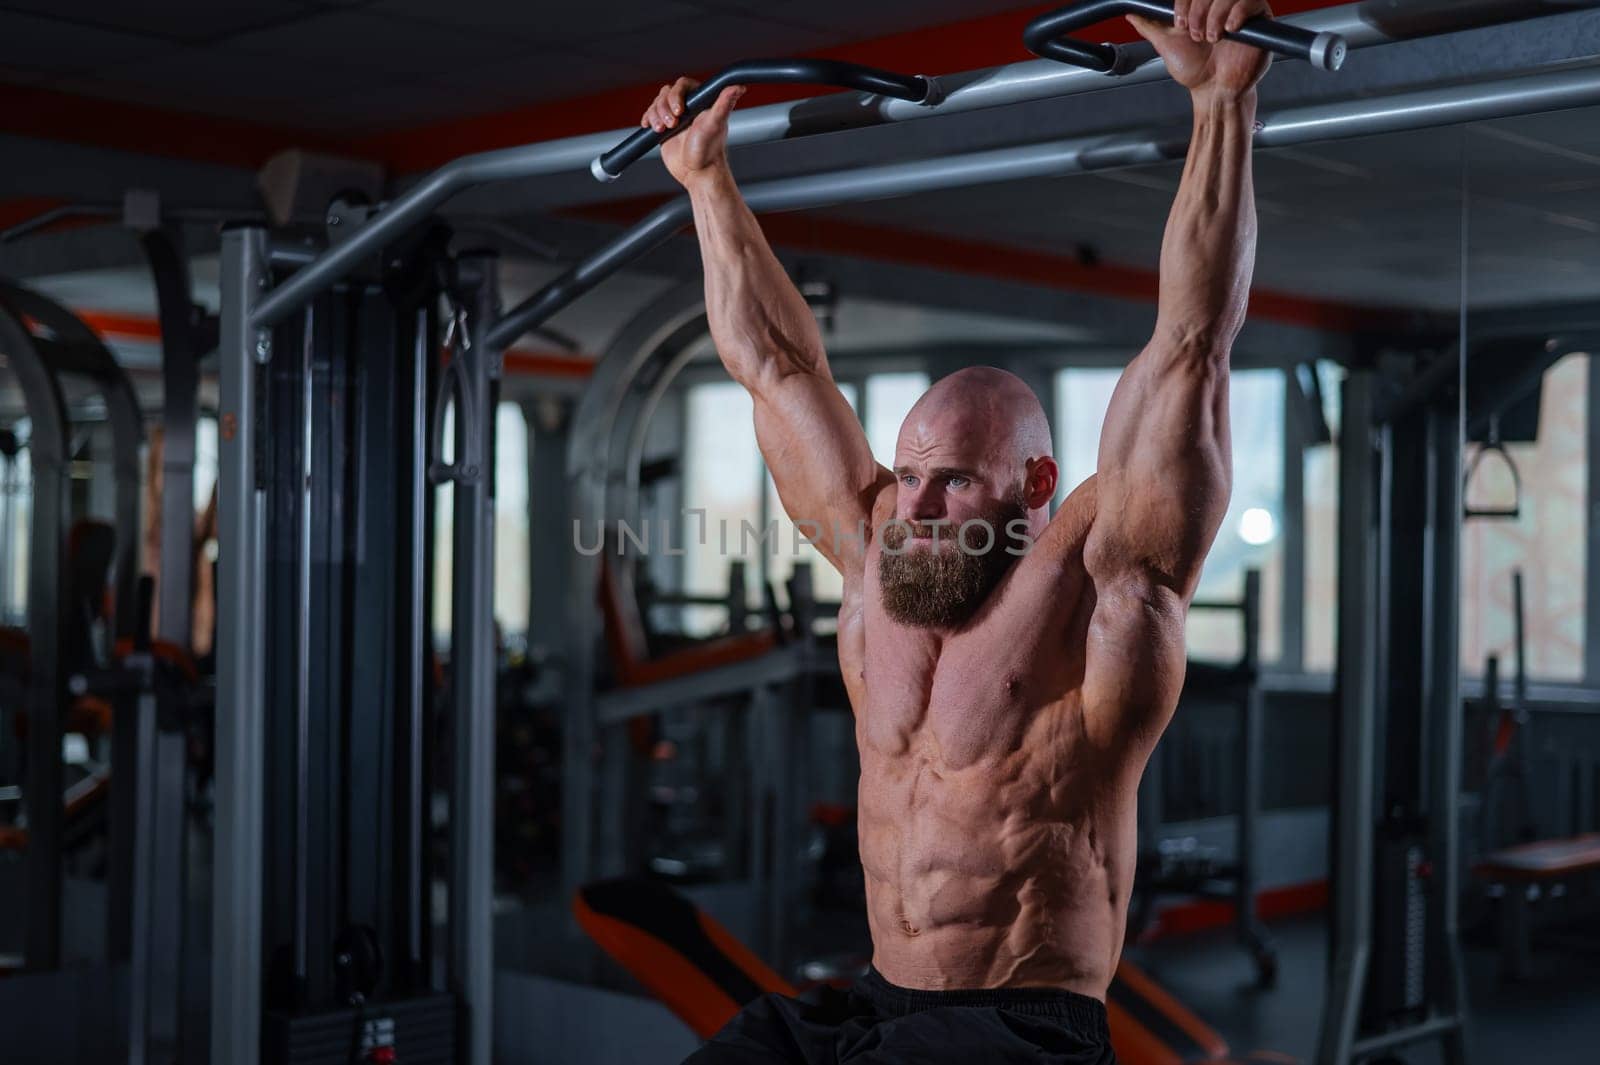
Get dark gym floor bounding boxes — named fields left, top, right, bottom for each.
left=1129, top=915, right=1599, bottom=1065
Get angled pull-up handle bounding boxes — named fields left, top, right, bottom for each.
left=591, top=58, right=936, bottom=182
left=1024, top=1, right=1346, bottom=75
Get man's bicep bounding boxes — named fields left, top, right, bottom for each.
left=753, top=371, right=887, bottom=575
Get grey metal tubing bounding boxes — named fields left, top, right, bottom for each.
left=294, top=298, right=315, bottom=990
left=213, top=225, right=270, bottom=1065
left=1317, top=370, right=1379, bottom=1065
left=136, top=226, right=200, bottom=1065
left=450, top=252, right=499, bottom=1065
left=406, top=305, right=428, bottom=975
left=248, top=0, right=1552, bottom=332
left=491, top=59, right=1600, bottom=350
left=142, top=229, right=201, bottom=649
left=1425, top=402, right=1472, bottom=1063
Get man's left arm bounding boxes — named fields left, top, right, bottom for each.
left=1078, top=1, right=1272, bottom=745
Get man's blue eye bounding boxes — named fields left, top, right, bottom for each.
left=948, top=476, right=968, bottom=488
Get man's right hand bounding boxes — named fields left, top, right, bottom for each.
left=641, top=77, right=746, bottom=189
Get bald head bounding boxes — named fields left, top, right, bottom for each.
left=899, top=367, right=1053, bottom=478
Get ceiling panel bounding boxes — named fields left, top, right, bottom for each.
left=373, top=0, right=706, bottom=45
left=0, top=1, right=320, bottom=44
left=698, top=0, right=1030, bottom=39
left=81, top=45, right=377, bottom=105
left=224, top=8, right=536, bottom=75
left=590, top=13, right=835, bottom=75
left=291, top=79, right=533, bottom=133
left=428, top=49, right=645, bottom=106
left=0, top=10, right=172, bottom=75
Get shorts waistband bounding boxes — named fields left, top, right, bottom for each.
left=857, top=966, right=1110, bottom=1039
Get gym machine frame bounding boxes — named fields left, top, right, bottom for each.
left=213, top=4, right=1600, bottom=1063
left=1319, top=354, right=1475, bottom=1065
left=0, top=280, right=144, bottom=975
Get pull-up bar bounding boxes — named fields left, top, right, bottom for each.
left=246, top=1, right=1416, bottom=333
left=1025, top=0, right=1346, bottom=74
left=246, top=0, right=1593, bottom=335
left=591, top=60, right=936, bottom=182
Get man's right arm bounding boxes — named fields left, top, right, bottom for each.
left=653, top=79, right=887, bottom=575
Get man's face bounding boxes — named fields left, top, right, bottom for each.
left=877, top=412, right=1028, bottom=629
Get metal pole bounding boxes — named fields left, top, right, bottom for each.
left=1317, top=370, right=1380, bottom=1065
left=0, top=446, right=11, bottom=626
left=143, top=229, right=201, bottom=649
left=1237, top=568, right=1270, bottom=979
left=128, top=228, right=205, bottom=1065
left=246, top=0, right=1586, bottom=331
left=1427, top=403, right=1472, bottom=1064
left=450, top=251, right=500, bottom=1065
left=406, top=305, right=429, bottom=980
left=489, top=59, right=1600, bottom=351
left=213, top=224, right=270, bottom=1065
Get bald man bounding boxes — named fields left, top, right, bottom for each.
left=644, top=3, right=1271, bottom=1061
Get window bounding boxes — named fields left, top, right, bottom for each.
left=1303, top=360, right=1343, bottom=673
left=1461, top=354, right=1588, bottom=682
left=430, top=401, right=531, bottom=649
left=681, top=382, right=760, bottom=635
left=1, top=420, right=29, bottom=626
left=864, top=373, right=929, bottom=466
left=194, top=416, right=218, bottom=511
left=495, top=403, right=531, bottom=640
left=1054, top=366, right=1286, bottom=664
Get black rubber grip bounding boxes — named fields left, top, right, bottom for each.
left=593, top=58, right=932, bottom=181
left=1024, top=1, right=1347, bottom=75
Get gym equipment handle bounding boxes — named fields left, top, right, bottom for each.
left=1024, top=1, right=1346, bottom=75
left=592, top=59, right=934, bottom=182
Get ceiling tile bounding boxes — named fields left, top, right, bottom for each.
left=225, top=9, right=535, bottom=75
left=0, top=11, right=172, bottom=75
left=87, top=46, right=375, bottom=101
left=0, top=2, right=321, bottom=44
left=573, top=13, right=834, bottom=79
left=695, top=0, right=1026, bottom=38
left=427, top=49, right=641, bottom=104
left=372, top=0, right=706, bottom=44
left=289, top=79, right=530, bottom=133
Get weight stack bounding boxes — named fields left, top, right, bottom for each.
left=263, top=993, right=457, bottom=1065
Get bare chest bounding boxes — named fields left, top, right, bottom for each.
left=852, top=604, right=1082, bottom=772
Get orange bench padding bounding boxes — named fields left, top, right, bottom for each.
left=575, top=878, right=795, bottom=1039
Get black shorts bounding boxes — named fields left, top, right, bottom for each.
left=682, top=966, right=1117, bottom=1064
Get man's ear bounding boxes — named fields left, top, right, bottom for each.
left=1025, top=456, right=1058, bottom=509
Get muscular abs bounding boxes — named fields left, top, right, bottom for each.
left=838, top=508, right=1155, bottom=1000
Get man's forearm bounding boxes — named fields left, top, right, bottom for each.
left=1154, top=89, right=1258, bottom=357
left=686, top=167, right=829, bottom=392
